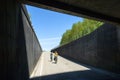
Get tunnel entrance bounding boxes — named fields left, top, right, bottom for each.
left=25, top=4, right=120, bottom=80
left=1, top=0, right=120, bottom=80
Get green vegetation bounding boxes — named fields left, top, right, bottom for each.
left=60, top=19, right=103, bottom=45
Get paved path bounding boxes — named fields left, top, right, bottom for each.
left=30, top=52, right=120, bottom=80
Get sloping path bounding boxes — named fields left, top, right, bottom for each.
left=30, top=52, right=120, bottom=80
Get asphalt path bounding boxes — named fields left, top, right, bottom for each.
left=30, top=52, right=120, bottom=80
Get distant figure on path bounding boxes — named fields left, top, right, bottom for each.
left=50, top=51, right=53, bottom=61
left=54, top=51, right=58, bottom=64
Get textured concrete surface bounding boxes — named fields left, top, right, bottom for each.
left=22, top=7, right=42, bottom=75
left=30, top=52, right=120, bottom=80
left=52, top=23, right=120, bottom=74
left=22, top=0, right=120, bottom=24
left=0, top=1, right=42, bottom=80
left=0, top=1, right=29, bottom=80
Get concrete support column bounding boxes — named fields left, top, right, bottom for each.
left=0, top=1, right=29, bottom=80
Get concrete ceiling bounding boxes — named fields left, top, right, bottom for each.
left=21, top=0, right=120, bottom=25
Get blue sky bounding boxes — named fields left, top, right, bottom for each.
left=26, top=5, right=83, bottom=51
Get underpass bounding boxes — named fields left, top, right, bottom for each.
left=30, top=52, right=120, bottom=80
left=1, top=0, right=120, bottom=80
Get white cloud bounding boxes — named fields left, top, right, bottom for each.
left=40, top=37, right=61, bottom=41
left=39, top=37, right=61, bottom=51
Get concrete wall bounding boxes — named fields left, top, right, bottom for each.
left=22, top=6, right=42, bottom=75
left=0, top=1, right=42, bottom=80
left=52, top=23, right=120, bottom=74
left=0, top=1, right=29, bottom=80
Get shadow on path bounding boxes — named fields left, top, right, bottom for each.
left=30, top=70, right=120, bottom=80
left=59, top=55, right=120, bottom=77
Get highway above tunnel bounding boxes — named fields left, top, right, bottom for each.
left=30, top=52, right=120, bottom=80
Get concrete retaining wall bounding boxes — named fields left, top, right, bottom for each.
left=22, top=6, right=42, bottom=75
left=52, top=23, right=120, bottom=74
left=0, top=1, right=42, bottom=80
left=0, top=1, right=29, bottom=80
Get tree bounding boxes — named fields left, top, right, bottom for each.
left=60, top=19, right=103, bottom=45
left=60, top=29, right=71, bottom=45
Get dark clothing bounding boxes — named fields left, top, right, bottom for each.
left=50, top=53, right=53, bottom=61
left=54, top=56, right=57, bottom=63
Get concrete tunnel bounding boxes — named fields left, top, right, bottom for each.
left=0, top=0, right=120, bottom=80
